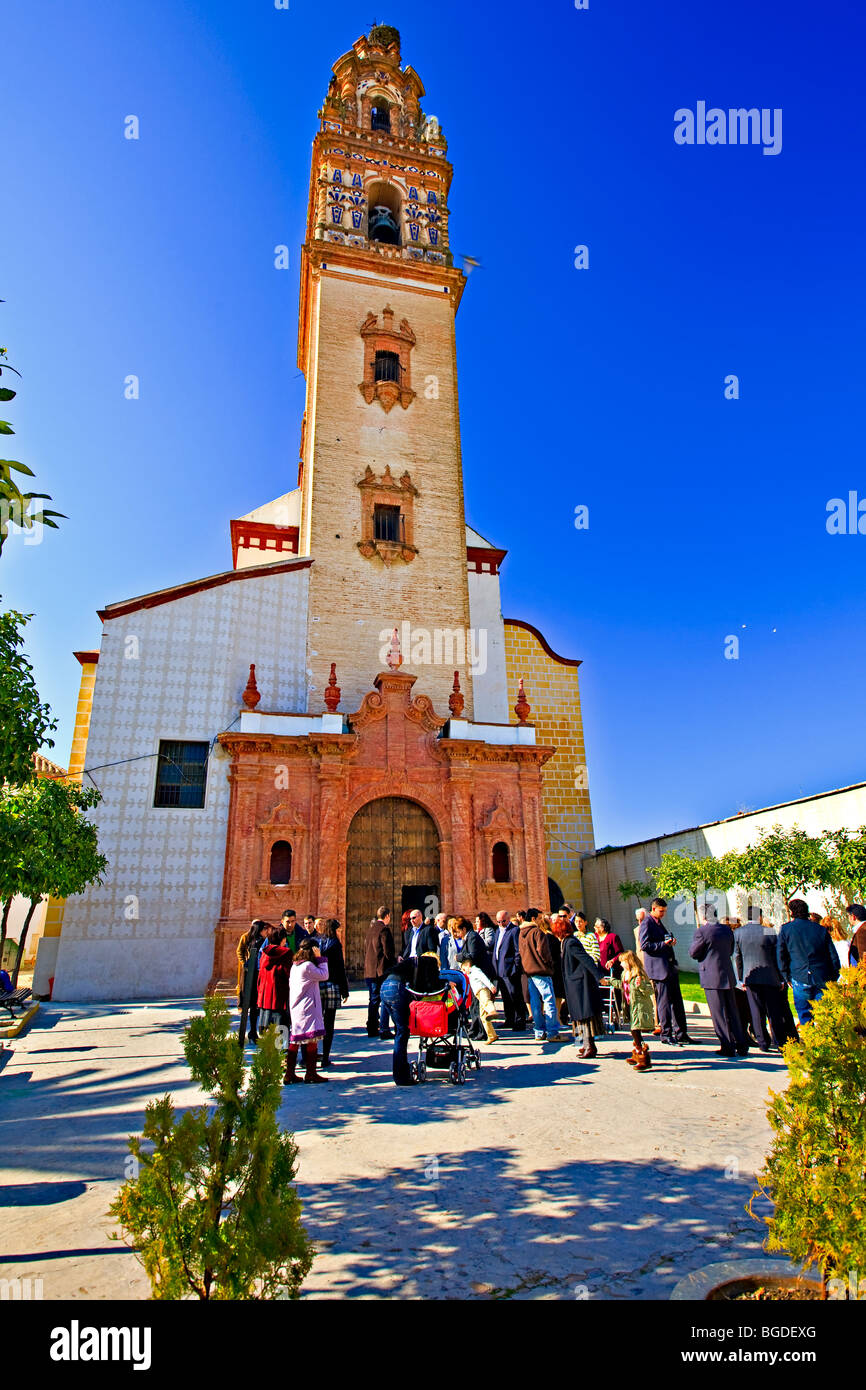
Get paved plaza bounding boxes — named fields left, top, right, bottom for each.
left=0, top=992, right=785, bottom=1300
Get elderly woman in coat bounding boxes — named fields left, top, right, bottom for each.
left=562, top=930, right=604, bottom=1059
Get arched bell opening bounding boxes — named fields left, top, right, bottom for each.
left=367, top=181, right=402, bottom=245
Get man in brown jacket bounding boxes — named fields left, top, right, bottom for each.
left=364, top=907, right=397, bottom=1038
left=519, top=908, right=561, bottom=1042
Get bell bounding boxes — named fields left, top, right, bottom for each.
left=369, top=205, right=400, bottom=245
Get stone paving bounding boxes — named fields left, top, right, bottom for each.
left=0, top=991, right=785, bottom=1300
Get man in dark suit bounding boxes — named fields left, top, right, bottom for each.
left=453, top=917, right=496, bottom=979
left=638, top=898, right=693, bottom=1046
left=494, top=909, right=525, bottom=1030
left=734, top=911, right=798, bottom=1050
left=778, top=898, right=841, bottom=1025
left=364, top=907, right=397, bottom=1038
left=690, top=908, right=749, bottom=1057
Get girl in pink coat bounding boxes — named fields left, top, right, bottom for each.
left=285, top=941, right=329, bottom=1085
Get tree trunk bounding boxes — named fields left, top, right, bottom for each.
left=11, top=898, right=40, bottom=988
left=0, top=897, right=11, bottom=961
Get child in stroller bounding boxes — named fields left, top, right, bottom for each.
left=407, top=962, right=482, bottom=1085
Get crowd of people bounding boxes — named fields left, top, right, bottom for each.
left=235, top=897, right=866, bottom=1088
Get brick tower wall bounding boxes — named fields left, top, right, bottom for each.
left=301, top=269, right=474, bottom=719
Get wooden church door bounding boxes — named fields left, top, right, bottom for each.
left=345, top=797, right=440, bottom=975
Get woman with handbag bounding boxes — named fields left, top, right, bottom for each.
left=312, top=917, right=350, bottom=1069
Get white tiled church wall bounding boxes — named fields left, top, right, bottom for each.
left=53, top=567, right=310, bottom=1001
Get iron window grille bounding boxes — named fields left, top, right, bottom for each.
left=154, top=740, right=209, bottom=808
left=373, top=504, right=403, bottom=543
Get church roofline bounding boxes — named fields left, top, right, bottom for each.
left=97, top=556, right=313, bottom=622
left=503, top=617, right=583, bottom=668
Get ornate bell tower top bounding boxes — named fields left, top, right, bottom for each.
left=299, top=25, right=464, bottom=374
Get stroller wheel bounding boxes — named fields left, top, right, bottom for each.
left=457, top=1059, right=468, bottom=1085
left=449, top=1061, right=459, bottom=1085
left=417, top=1057, right=427, bottom=1082
left=473, top=1049, right=481, bottom=1070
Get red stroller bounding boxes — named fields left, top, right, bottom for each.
left=408, top=969, right=481, bottom=1085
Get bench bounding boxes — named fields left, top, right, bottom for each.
left=0, top=987, right=32, bottom=1019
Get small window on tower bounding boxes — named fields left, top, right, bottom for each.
left=371, top=102, right=391, bottom=131
left=373, top=504, right=402, bottom=543
left=374, top=350, right=401, bottom=384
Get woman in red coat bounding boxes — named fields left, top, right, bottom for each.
left=257, top=925, right=294, bottom=1032
left=595, top=918, right=625, bottom=977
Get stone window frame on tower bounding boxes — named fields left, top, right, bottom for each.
left=359, top=307, right=416, bottom=411
left=357, top=464, right=419, bottom=566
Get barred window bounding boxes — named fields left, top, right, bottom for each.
left=374, top=349, right=401, bottom=383
left=154, top=740, right=209, bottom=808
left=374, top=504, right=401, bottom=543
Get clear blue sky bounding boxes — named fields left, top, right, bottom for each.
left=3, top=0, right=864, bottom=848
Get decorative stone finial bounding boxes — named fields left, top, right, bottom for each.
left=448, top=670, right=465, bottom=719
left=514, top=676, right=530, bottom=725
left=242, top=663, right=261, bottom=710
left=386, top=626, right=403, bottom=670
left=324, top=662, right=341, bottom=713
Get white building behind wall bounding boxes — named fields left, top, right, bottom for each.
left=581, top=782, right=866, bottom=972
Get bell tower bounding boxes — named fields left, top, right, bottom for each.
left=297, top=25, right=475, bottom=717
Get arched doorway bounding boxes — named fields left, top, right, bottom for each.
left=345, top=797, right=440, bottom=975
left=548, top=877, right=564, bottom=912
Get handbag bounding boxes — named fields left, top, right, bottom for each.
left=319, top=980, right=341, bottom=1011
left=409, top=999, right=450, bottom=1037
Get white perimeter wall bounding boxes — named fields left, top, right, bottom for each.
left=582, top=783, right=866, bottom=970
left=53, top=567, right=310, bottom=1001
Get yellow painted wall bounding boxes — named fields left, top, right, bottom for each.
left=43, top=656, right=98, bottom=942
left=504, top=621, right=594, bottom=909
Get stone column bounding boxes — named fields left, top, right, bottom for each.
left=447, top=766, right=476, bottom=912
left=316, top=747, right=348, bottom=920
left=519, top=757, right=550, bottom=911
left=211, top=752, right=261, bottom=990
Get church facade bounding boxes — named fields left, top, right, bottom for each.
left=45, top=26, right=595, bottom=1000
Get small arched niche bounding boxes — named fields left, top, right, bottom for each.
left=492, top=841, right=511, bottom=884
left=269, top=840, right=293, bottom=886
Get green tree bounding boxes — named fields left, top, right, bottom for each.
left=750, top=963, right=866, bottom=1296
left=0, top=343, right=64, bottom=554
left=821, top=827, right=866, bottom=907
left=737, top=824, right=833, bottom=922
left=109, top=996, right=314, bottom=1300
left=647, top=849, right=740, bottom=924
left=0, top=785, right=27, bottom=964
left=616, top=879, right=655, bottom=909
left=0, top=604, right=57, bottom=788
left=0, top=778, right=106, bottom=985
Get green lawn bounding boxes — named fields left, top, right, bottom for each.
left=679, top=970, right=797, bottom=1018
left=679, top=971, right=706, bottom=1004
